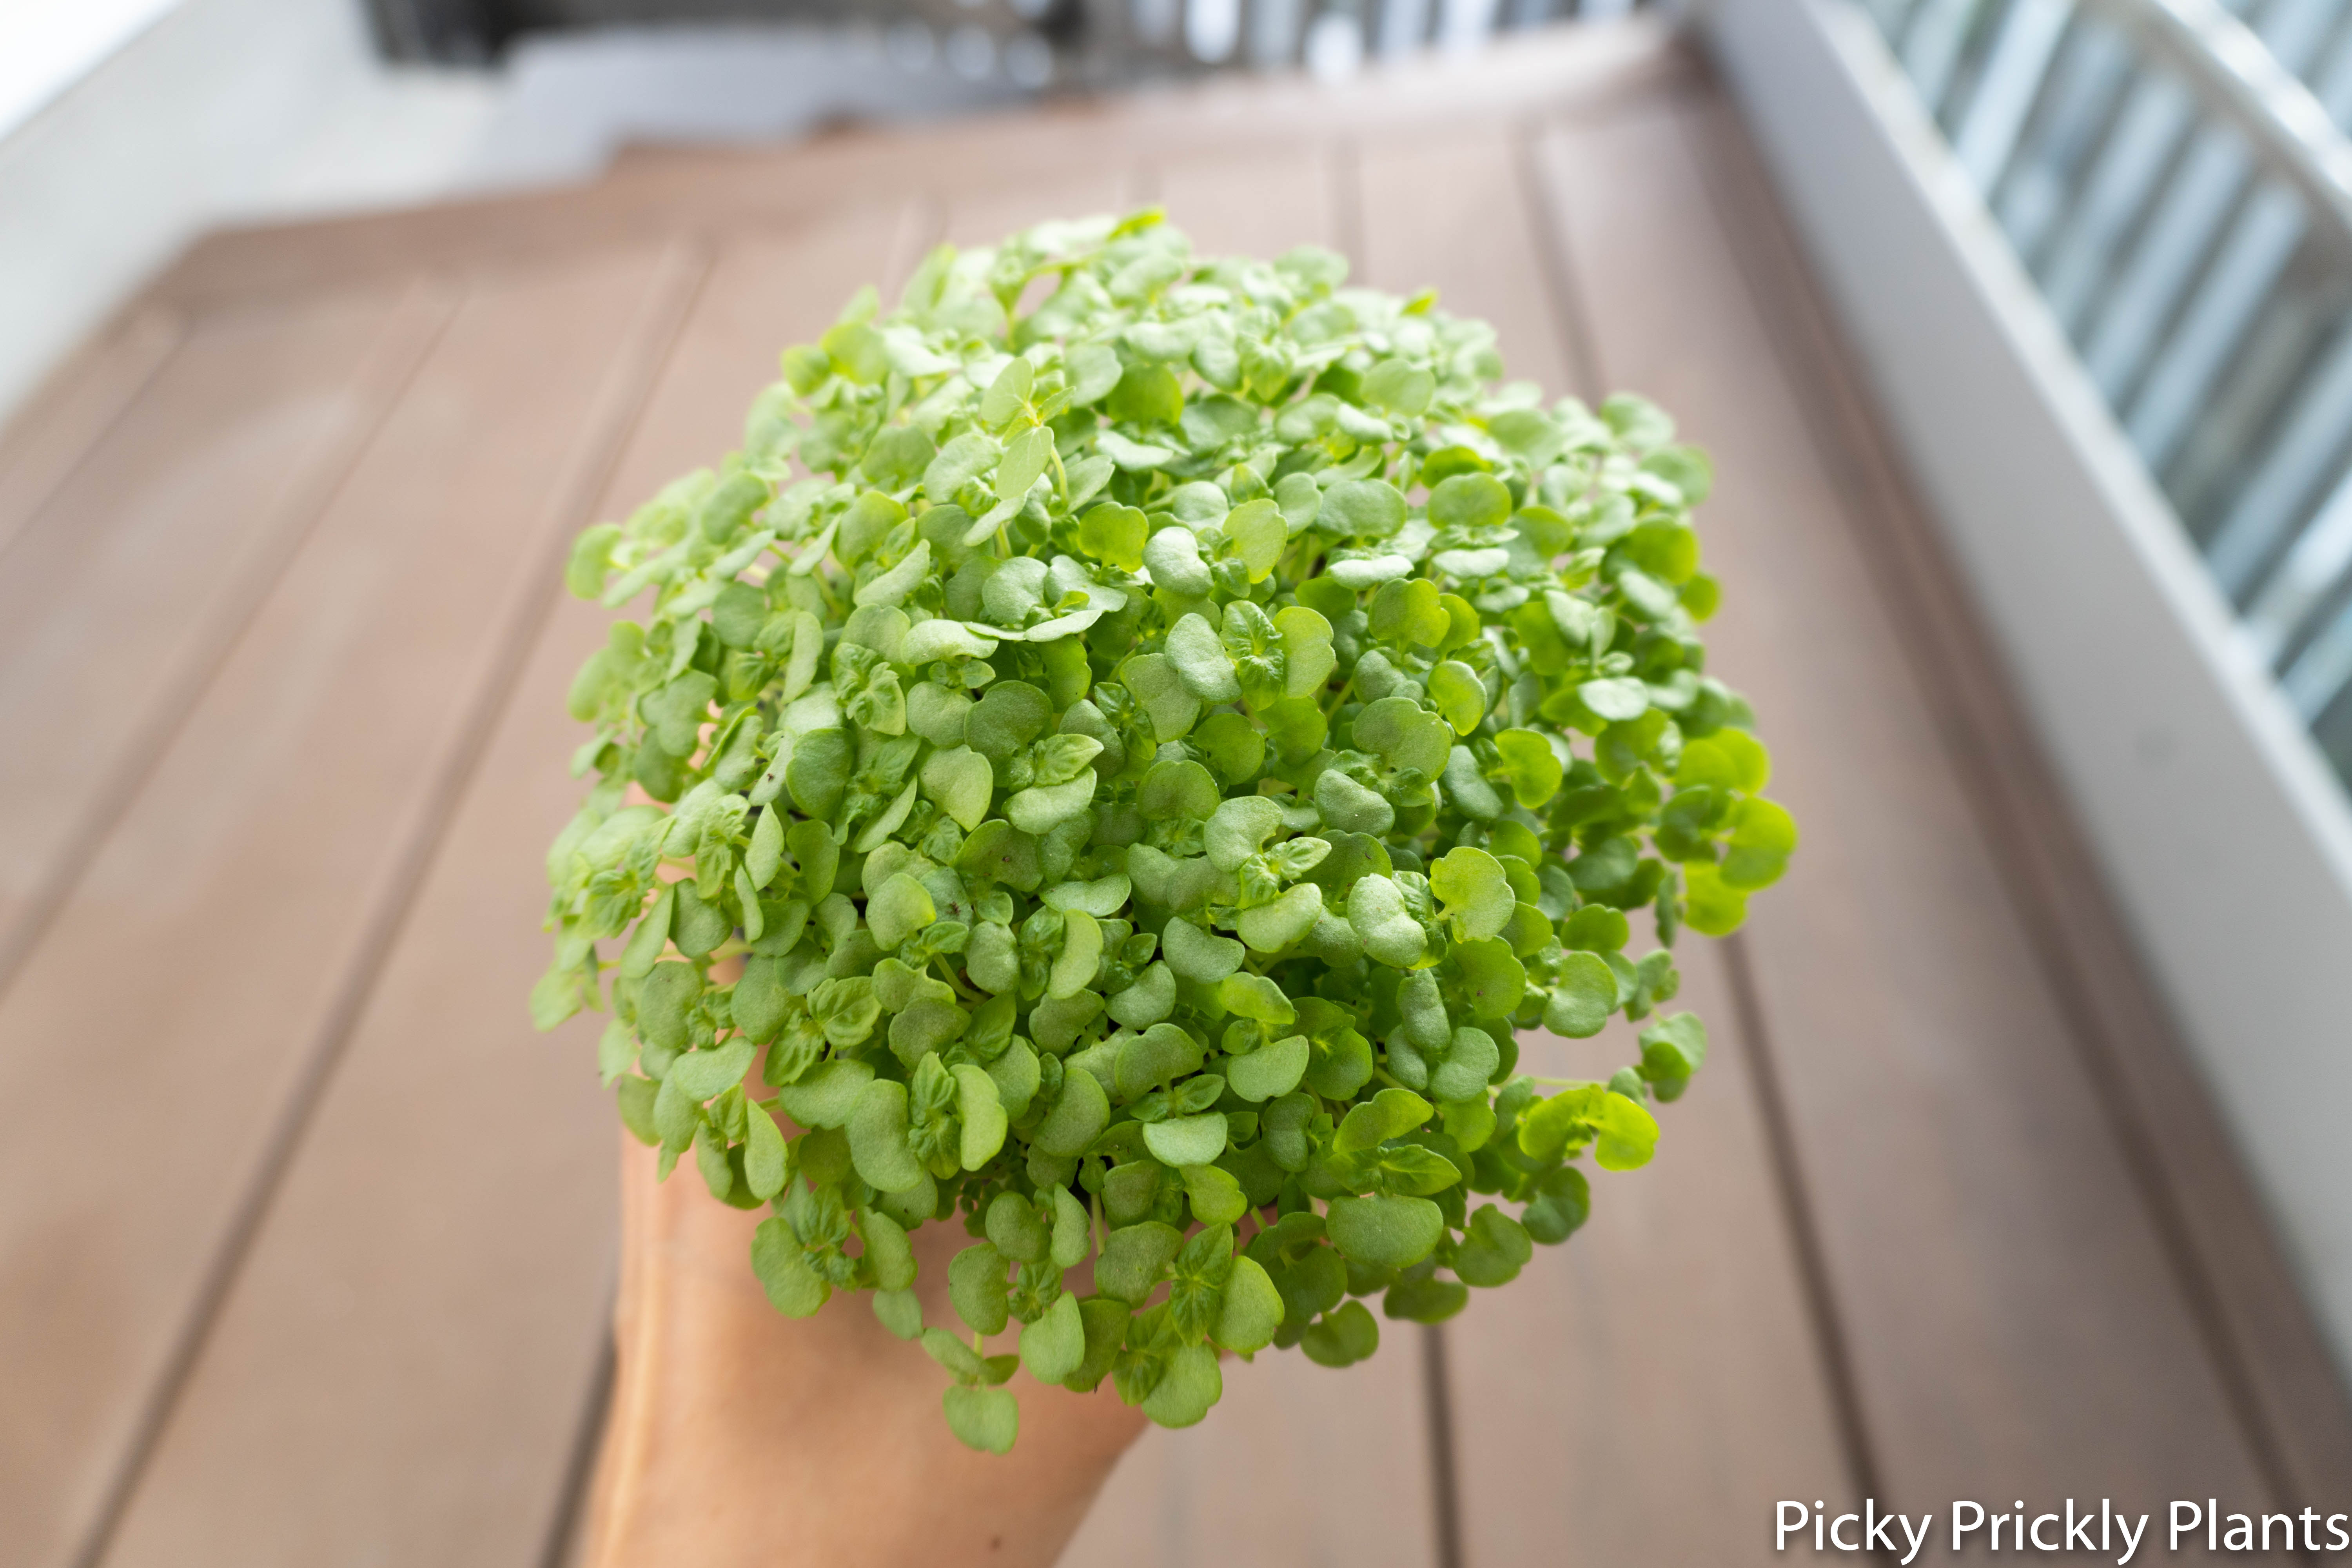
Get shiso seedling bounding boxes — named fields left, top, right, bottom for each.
left=538, top=209, right=1795, bottom=1454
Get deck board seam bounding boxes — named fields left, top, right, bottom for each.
left=1417, top=1325, right=1467, bottom=1568
left=537, top=1277, right=619, bottom=1568
left=0, top=308, right=187, bottom=565
left=879, top=194, right=948, bottom=313
left=1332, top=138, right=1368, bottom=285
left=536, top=202, right=944, bottom=1568
left=1517, top=92, right=1894, bottom=1541
left=64, top=241, right=715, bottom=1568
left=1671, top=85, right=2347, bottom=1523
left=1337, top=134, right=1462, bottom=1568
left=0, top=279, right=461, bottom=1012
left=1508, top=118, right=1604, bottom=414
left=1722, top=934, right=1898, bottom=1562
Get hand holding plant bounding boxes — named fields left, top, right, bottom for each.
left=539, top=209, right=1795, bottom=1455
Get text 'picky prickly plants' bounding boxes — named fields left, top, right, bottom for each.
left=538, top=209, right=1795, bottom=1453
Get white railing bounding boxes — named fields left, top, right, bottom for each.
left=1871, top=0, right=2352, bottom=788
left=1707, top=0, right=2352, bottom=1389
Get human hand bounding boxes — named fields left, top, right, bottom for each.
left=582, top=1131, right=1148, bottom=1568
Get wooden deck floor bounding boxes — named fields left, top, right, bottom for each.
left=5, top=20, right=2350, bottom=1567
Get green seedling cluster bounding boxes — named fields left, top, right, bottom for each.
left=537, top=209, right=1794, bottom=1453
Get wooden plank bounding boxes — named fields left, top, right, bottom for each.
left=1060, top=1334, right=1443, bottom=1568
left=1455, top=952, right=1862, bottom=1566
left=0, top=284, right=445, bottom=978
left=1686, top=91, right=2352, bottom=1505
left=1356, top=123, right=1577, bottom=402
left=939, top=172, right=1139, bottom=248
left=603, top=205, right=926, bottom=514
left=1151, top=143, right=1343, bottom=260
left=86, top=224, right=746, bottom=1566
left=140, top=25, right=1693, bottom=315
left=0, top=306, right=182, bottom=559
left=1350, top=116, right=1859, bottom=1566
left=1534, top=96, right=2294, bottom=1552
left=0, top=245, right=680, bottom=1568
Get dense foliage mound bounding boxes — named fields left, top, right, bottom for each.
left=537, top=210, right=1794, bottom=1453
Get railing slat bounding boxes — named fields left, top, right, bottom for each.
left=1861, top=0, right=2352, bottom=782
left=1955, top=0, right=2077, bottom=189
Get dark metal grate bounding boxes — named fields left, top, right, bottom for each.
left=366, top=0, right=1650, bottom=82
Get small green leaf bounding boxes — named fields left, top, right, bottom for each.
left=1180, top=1161, right=1249, bottom=1225
left=1204, top=795, right=1283, bottom=871
left=920, top=746, right=994, bottom=831
left=1639, top=1011, right=1709, bottom=1099
left=1108, top=362, right=1184, bottom=425
left=1593, top=1092, right=1660, bottom=1170
left=1225, top=1034, right=1309, bottom=1102
left=1451, top=1203, right=1534, bottom=1287
left=868, top=872, right=937, bottom=950
left=953, top=1063, right=1009, bottom=1168
left=942, top=1386, right=1020, bottom=1454
left=1033, top=1064, right=1111, bottom=1156
left=1385, top=1275, right=1470, bottom=1323
left=1493, top=728, right=1564, bottom=808
left=1166, top=612, right=1240, bottom=702
left=1544, top=952, right=1619, bottom=1038
left=996, top=425, right=1056, bottom=506
left=1142, top=1343, right=1222, bottom=1428
left=1453, top=940, right=1526, bottom=1022
left=775, top=1058, right=874, bottom=1129
left=1022, top=1292, right=1087, bottom=1384
left=1326, top=1194, right=1444, bottom=1268
left=1523, top=1166, right=1592, bottom=1244
left=1431, top=846, right=1514, bottom=942
left=1098, top=1221, right=1185, bottom=1303
left=1367, top=577, right=1451, bottom=648
left=950, top=1241, right=1011, bottom=1334
left=1078, top=503, right=1149, bottom=571
left=1346, top=875, right=1426, bottom=969
left=1192, top=711, right=1266, bottom=786
left=1143, top=1112, right=1229, bottom=1168
left=1138, top=758, right=1220, bottom=822
left=668, top=1040, right=756, bottom=1102
left=861, top=1207, right=918, bottom=1289
left=982, top=356, right=1034, bottom=425
left=1361, top=358, right=1435, bottom=415
left=847, top=1079, right=924, bottom=1192
left=1428, top=661, right=1486, bottom=735
left=1352, top=698, right=1451, bottom=776
left=873, top=1287, right=924, bottom=1339
left=1579, top=677, right=1650, bottom=722
left=1427, top=472, right=1511, bottom=532
left=1224, top=498, right=1286, bottom=581
left=744, top=1105, right=787, bottom=1201
left=751, top=1218, right=829, bottom=1316
left=1236, top=884, right=1323, bottom=952
left=1321, top=478, right=1406, bottom=538
left=1722, top=797, right=1798, bottom=889
left=1161, top=918, right=1245, bottom=983
left=1299, top=1300, right=1380, bottom=1368
left=1214, top=1255, right=1285, bottom=1350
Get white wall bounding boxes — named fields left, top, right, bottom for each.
left=0, top=0, right=499, bottom=421
left=0, top=0, right=1044, bottom=425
